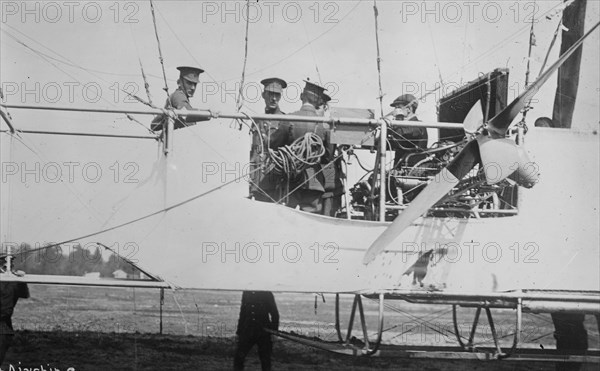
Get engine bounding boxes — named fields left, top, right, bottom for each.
left=350, top=140, right=518, bottom=221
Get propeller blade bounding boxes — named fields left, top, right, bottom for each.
left=361, top=22, right=600, bottom=265
left=363, top=140, right=480, bottom=264
left=487, top=21, right=599, bottom=137
left=463, top=99, right=484, bottom=135
left=363, top=167, right=459, bottom=264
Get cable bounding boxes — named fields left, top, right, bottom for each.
left=220, top=1, right=363, bottom=82
left=267, top=133, right=325, bottom=178
left=155, top=5, right=219, bottom=85
left=1, top=166, right=263, bottom=260
left=236, top=0, right=251, bottom=114
left=2, top=28, right=157, bottom=134
left=149, top=0, right=171, bottom=104
left=373, top=0, right=385, bottom=118
left=1, top=22, right=163, bottom=80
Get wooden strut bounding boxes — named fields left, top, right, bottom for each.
left=335, top=293, right=384, bottom=355
left=159, top=288, right=164, bottom=335
left=163, top=115, right=174, bottom=155
left=452, top=302, right=522, bottom=359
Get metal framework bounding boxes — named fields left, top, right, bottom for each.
left=271, top=291, right=599, bottom=363
left=2, top=103, right=599, bottom=363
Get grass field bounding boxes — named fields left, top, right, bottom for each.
left=2, top=285, right=598, bottom=370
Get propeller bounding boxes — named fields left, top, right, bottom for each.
left=363, top=22, right=599, bottom=265
left=462, top=99, right=484, bottom=135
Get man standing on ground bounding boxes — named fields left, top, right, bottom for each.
left=0, top=260, right=29, bottom=365
left=233, top=291, right=279, bottom=371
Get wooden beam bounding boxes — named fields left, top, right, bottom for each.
left=0, top=273, right=171, bottom=289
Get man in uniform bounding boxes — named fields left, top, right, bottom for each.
left=233, top=291, right=279, bottom=371
left=319, top=93, right=345, bottom=217
left=151, top=66, right=211, bottom=131
left=0, top=259, right=30, bottom=365
left=249, top=78, right=287, bottom=202
left=269, top=80, right=329, bottom=213
left=386, top=94, right=428, bottom=167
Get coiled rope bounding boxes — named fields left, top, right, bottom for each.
left=267, top=133, right=325, bottom=179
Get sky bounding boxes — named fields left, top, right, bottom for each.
left=2, top=1, right=598, bottom=127
left=1, top=0, right=599, bottom=251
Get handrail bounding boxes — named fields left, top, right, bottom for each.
left=0, top=103, right=465, bottom=130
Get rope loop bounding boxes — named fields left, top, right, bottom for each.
left=267, top=133, right=325, bottom=180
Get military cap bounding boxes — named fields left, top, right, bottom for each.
left=261, top=77, right=287, bottom=93
left=390, top=94, right=418, bottom=109
left=302, top=79, right=327, bottom=99
left=177, top=66, right=204, bottom=83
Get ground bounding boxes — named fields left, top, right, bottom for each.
left=1, top=285, right=598, bottom=370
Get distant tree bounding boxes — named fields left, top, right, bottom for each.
left=80, top=246, right=103, bottom=274
left=101, top=253, right=120, bottom=278
left=10, top=243, right=36, bottom=273
left=39, top=244, right=65, bottom=275
left=65, top=244, right=86, bottom=276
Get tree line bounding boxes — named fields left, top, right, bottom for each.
left=9, top=243, right=141, bottom=278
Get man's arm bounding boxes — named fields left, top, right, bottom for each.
left=170, top=92, right=210, bottom=123
left=267, top=292, right=279, bottom=331
left=236, top=293, right=247, bottom=335
left=16, top=283, right=29, bottom=299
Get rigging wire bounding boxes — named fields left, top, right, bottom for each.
left=236, top=0, right=251, bottom=113
left=301, top=13, right=323, bottom=84
left=130, top=24, right=154, bottom=107
left=170, top=290, right=191, bottom=335
left=144, top=1, right=240, bottom=164
left=220, top=0, right=363, bottom=82
left=143, top=3, right=236, bottom=165
left=128, top=20, right=148, bottom=100
left=442, top=1, right=567, bottom=86
left=460, top=19, right=469, bottom=85
left=5, top=134, right=108, bottom=236
left=1, top=28, right=168, bottom=245
left=1, top=28, right=155, bottom=134
left=154, top=5, right=219, bottom=85
left=1, top=166, right=263, bottom=260
left=366, top=297, right=466, bottom=341
left=1, top=22, right=163, bottom=80
left=427, top=22, right=445, bottom=88
left=518, top=0, right=538, bottom=125
left=386, top=307, right=457, bottom=342
left=372, top=0, right=385, bottom=118
left=149, top=0, right=171, bottom=104
left=539, top=15, right=565, bottom=78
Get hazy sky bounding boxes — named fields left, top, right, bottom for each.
left=2, top=1, right=598, bottom=128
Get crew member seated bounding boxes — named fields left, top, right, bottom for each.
left=151, top=66, right=211, bottom=131
left=386, top=94, right=428, bottom=167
